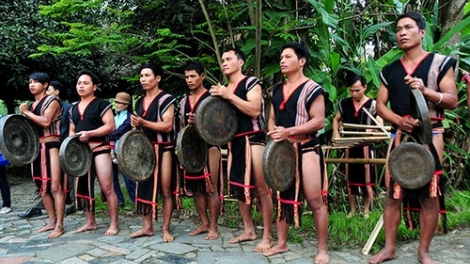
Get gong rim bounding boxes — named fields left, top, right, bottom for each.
left=262, top=140, right=296, bottom=192
left=117, top=130, right=156, bottom=182
left=59, top=135, right=92, bottom=177
left=176, top=125, right=208, bottom=173
left=0, top=114, right=40, bottom=165
left=194, top=96, right=238, bottom=146
left=388, top=142, right=434, bottom=189
left=410, top=89, right=432, bottom=145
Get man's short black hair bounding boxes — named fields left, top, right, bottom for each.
left=77, top=70, right=100, bottom=85
left=396, top=11, right=426, bottom=30
left=141, top=63, right=164, bottom=77
left=345, top=73, right=366, bottom=87
left=223, top=47, right=246, bottom=62
left=184, top=60, right=205, bottom=75
left=280, top=42, right=311, bottom=70
left=29, top=72, right=50, bottom=85
left=49, top=80, right=70, bottom=99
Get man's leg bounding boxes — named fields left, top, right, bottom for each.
left=251, top=145, right=273, bottom=252
left=348, top=194, right=357, bottom=217
left=189, top=192, right=210, bottom=236
left=130, top=214, right=154, bottom=238
left=417, top=197, right=439, bottom=264
left=206, top=147, right=221, bottom=240
left=48, top=148, right=65, bottom=239
left=263, top=219, right=289, bottom=256
left=302, top=151, right=329, bottom=264
left=160, top=151, right=174, bottom=242
left=368, top=195, right=402, bottom=263
left=95, top=153, right=119, bottom=236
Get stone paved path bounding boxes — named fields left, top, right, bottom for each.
left=0, top=172, right=469, bottom=263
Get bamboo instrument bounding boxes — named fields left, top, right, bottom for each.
left=325, top=158, right=386, bottom=164
left=333, top=136, right=390, bottom=142
left=362, top=214, right=384, bottom=255
left=340, top=131, right=389, bottom=136
left=341, top=123, right=392, bottom=131
left=362, top=108, right=391, bottom=137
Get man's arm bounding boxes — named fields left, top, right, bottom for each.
left=20, top=99, right=61, bottom=128
left=332, top=110, right=342, bottom=139
left=463, top=73, right=470, bottom=116
left=131, top=104, right=175, bottom=133
left=211, top=83, right=262, bottom=118
left=376, top=83, right=417, bottom=133
left=425, top=67, right=458, bottom=110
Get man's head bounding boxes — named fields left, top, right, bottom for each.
left=140, top=63, right=164, bottom=90
left=279, top=42, right=310, bottom=75
left=47, top=80, right=67, bottom=99
left=395, top=11, right=426, bottom=51
left=76, top=70, right=99, bottom=97
left=184, top=60, right=205, bottom=91
left=29, top=72, right=50, bottom=96
left=346, top=74, right=367, bottom=102
left=221, top=48, right=246, bottom=76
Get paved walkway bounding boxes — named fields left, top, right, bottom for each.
left=0, top=172, right=469, bottom=264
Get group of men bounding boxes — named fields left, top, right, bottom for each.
left=15, top=11, right=466, bottom=264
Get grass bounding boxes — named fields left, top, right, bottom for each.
left=94, top=187, right=470, bottom=251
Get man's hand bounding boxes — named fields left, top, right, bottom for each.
left=398, top=116, right=419, bottom=133
left=210, top=83, right=231, bottom=99
left=405, top=75, right=426, bottom=94
left=267, top=126, right=290, bottom=142
left=130, top=114, right=144, bottom=127
left=19, top=103, right=29, bottom=114
left=187, top=113, right=195, bottom=124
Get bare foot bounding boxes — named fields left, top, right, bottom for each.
left=105, top=226, right=119, bottom=236
left=368, top=247, right=396, bottom=263
left=254, top=238, right=273, bottom=252
left=38, top=224, right=55, bottom=233
left=315, top=252, right=330, bottom=264
left=48, top=227, right=65, bottom=239
left=189, top=224, right=209, bottom=236
left=74, top=223, right=98, bottom=234
left=205, top=229, right=219, bottom=240
left=130, top=228, right=154, bottom=238
left=162, top=229, right=174, bottom=242
left=418, top=251, right=437, bottom=264
left=263, top=243, right=288, bottom=257
left=229, top=232, right=256, bottom=244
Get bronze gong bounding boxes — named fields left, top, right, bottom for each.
left=262, top=140, right=296, bottom=192
left=194, top=96, right=238, bottom=146
left=0, top=114, right=40, bottom=165
left=59, top=135, right=92, bottom=177
left=410, top=89, right=432, bottom=145
left=176, top=125, right=208, bottom=173
left=117, top=130, right=156, bottom=182
left=388, top=142, right=434, bottom=189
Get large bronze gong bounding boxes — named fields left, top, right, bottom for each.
left=262, top=140, right=296, bottom=192
left=388, top=142, right=434, bottom=189
left=59, top=135, right=92, bottom=177
left=0, top=114, right=39, bottom=165
left=176, top=125, right=208, bottom=173
left=410, top=89, right=432, bottom=145
left=117, top=130, right=156, bottom=182
left=194, top=96, right=238, bottom=146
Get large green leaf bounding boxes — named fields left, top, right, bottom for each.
left=362, top=22, right=393, bottom=40
left=434, top=15, right=470, bottom=51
